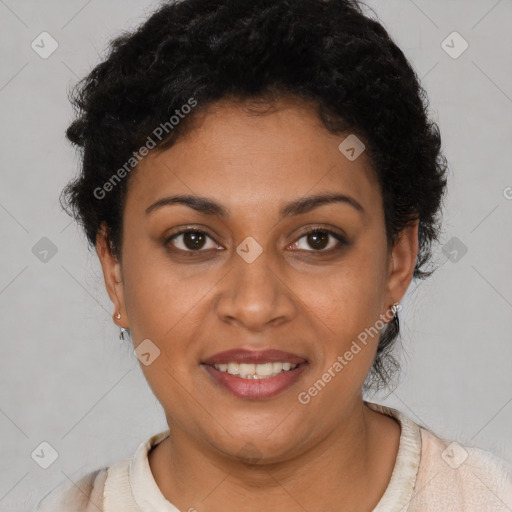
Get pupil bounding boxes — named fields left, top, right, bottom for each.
left=185, top=232, right=205, bottom=250
left=308, top=231, right=328, bottom=250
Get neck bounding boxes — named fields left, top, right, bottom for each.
left=149, top=399, right=400, bottom=512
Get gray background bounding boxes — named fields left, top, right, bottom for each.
left=1, top=0, right=511, bottom=510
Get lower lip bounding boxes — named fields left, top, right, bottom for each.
left=202, top=363, right=308, bottom=399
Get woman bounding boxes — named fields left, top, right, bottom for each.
left=35, top=0, right=512, bottom=510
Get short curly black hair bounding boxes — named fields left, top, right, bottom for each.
left=61, top=0, right=448, bottom=393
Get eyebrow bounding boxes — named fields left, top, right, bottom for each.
left=145, top=192, right=364, bottom=218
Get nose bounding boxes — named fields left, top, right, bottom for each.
left=215, top=247, right=298, bottom=332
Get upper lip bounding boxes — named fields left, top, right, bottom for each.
left=202, top=348, right=307, bottom=365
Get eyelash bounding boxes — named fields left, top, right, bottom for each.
left=164, top=226, right=348, bottom=255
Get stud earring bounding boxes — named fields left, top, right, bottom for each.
left=390, top=302, right=401, bottom=317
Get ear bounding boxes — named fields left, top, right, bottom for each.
left=384, top=219, right=419, bottom=314
left=96, top=223, right=128, bottom=328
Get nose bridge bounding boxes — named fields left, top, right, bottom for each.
left=215, top=241, right=295, bottom=330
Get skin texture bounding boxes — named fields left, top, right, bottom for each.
left=96, top=97, right=419, bottom=511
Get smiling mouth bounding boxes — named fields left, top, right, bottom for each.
left=200, top=348, right=309, bottom=398
left=201, top=360, right=309, bottom=400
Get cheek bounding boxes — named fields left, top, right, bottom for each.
left=121, top=239, right=203, bottom=336
left=120, top=243, right=218, bottom=391
left=302, top=243, right=388, bottom=346
left=120, top=256, right=205, bottom=407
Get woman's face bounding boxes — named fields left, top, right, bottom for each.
left=98, top=98, right=417, bottom=462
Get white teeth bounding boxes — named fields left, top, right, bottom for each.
left=212, top=361, right=299, bottom=379
left=256, top=362, right=274, bottom=376
left=239, top=363, right=256, bottom=376
left=227, top=362, right=239, bottom=375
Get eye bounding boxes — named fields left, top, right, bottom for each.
left=289, top=228, right=347, bottom=252
left=165, top=229, right=221, bottom=252
left=164, top=227, right=347, bottom=255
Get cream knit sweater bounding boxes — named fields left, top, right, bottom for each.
left=34, top=402, right=512, bottom=511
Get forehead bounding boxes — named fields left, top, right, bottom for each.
left=126, top=99, right=380, bottom=216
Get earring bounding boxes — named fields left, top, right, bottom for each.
left=114, top=312, right=128, bottom=340
left=390, top=302, right=401, bottom=317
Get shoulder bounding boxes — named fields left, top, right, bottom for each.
left=419, top=426, right=512, bottom=477
left=410, top=426, right=512, bottom=511
left=34, top=467, right=108, bottom=512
